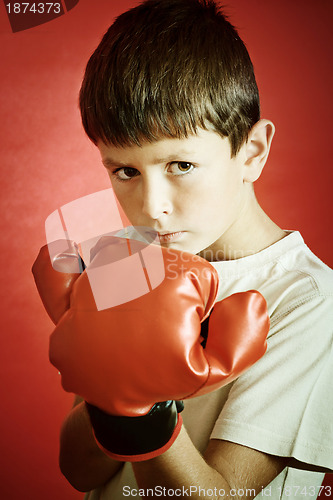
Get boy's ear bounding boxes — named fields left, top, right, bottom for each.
left=243, top=119, right=275, bottom=182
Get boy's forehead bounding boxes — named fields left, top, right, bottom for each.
left=98, top=129, right=231, bottom=167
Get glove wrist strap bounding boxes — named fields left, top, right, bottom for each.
left=86, top=400, right=183, bottom=462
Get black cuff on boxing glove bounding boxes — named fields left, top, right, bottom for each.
left=86, top=400, right=184, bottom=462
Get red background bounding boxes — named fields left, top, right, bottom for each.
left=0, top=1, right=332, bottom=498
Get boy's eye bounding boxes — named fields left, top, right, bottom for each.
left=169, top=162, right=194, bottom=175
left=114, top=167, right=139, bottom=181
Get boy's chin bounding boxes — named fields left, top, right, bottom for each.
left=162, top=241, right=207, bottom=257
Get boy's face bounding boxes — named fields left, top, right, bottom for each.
left=98, top=129, right=250, bottom=260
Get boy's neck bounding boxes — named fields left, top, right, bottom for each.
left=200, top=188, right=287, bottom=262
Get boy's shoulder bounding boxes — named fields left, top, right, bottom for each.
left=213, top=231, right=333, bottom=317
left=274, top=231, right=333, bottom=299
left=264, top=232, right=333, bottom=333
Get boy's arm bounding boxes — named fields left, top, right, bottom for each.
left=60, top=401, right=287, bottom=496
left=133, top=426, right=288, bottom=499
left=59, top=395, right=123, bottom=492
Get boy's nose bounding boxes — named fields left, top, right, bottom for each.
left=141, top=179, right=173, bottom=220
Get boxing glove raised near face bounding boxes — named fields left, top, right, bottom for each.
left=32, top=240, right=83, bottom=324
left=49, top=236, right=269, bottom=417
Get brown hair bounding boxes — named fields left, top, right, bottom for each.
left=79, top=0, right=260, bottom=157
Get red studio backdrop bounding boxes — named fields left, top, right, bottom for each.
left=0, top=1, right=332, bottom=498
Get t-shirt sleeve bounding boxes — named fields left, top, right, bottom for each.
left=210, top=293, right=333, bottom=471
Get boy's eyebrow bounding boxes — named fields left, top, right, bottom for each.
left=102, top=158, right=132, bottom=168
left=102, top=150, right=196, bottom=169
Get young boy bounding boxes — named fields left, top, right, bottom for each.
left=43, top=0, right=333, bottom=498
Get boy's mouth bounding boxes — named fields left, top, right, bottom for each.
left=157, top=231, right=185, bottom=243
left=143, top=229, right=186, bottom=244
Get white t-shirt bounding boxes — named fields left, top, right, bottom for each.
left=85, top=231, right=333, bottom=499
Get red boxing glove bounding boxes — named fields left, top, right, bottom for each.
left=49, top=236, right=269, bottom=461
left=32, top=240, right=83, bottom=324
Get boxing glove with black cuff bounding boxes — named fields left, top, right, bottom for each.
left=45, top=236, right=269, bottom=462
